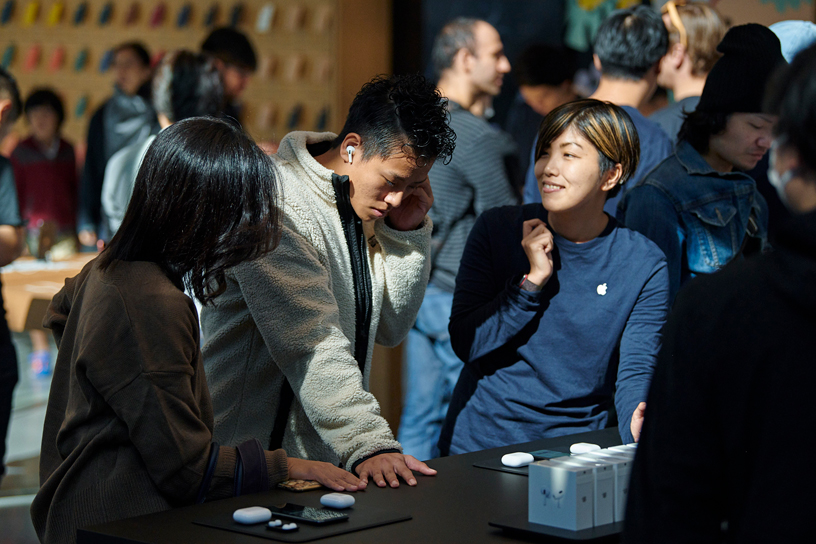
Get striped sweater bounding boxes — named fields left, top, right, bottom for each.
left=428, top=101, right=520, bottom=292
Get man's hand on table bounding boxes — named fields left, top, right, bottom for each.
left=287, top=457, right=365, bottom=492
left=355, top=452, right=437, bottom=488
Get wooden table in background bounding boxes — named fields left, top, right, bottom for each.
left=1, top=253, right=96, bottom=332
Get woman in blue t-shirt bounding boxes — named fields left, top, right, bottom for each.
left=439, top=99, right=670, bottom=455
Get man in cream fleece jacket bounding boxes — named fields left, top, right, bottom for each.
left=202, top=75, right=456, bottom=488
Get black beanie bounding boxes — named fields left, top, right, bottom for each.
left=696, top=23, right=787, bottom=114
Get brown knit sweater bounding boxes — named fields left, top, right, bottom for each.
left=30, top=259, right=288, bottom=544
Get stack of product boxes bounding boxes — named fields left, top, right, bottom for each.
left=528, top=444, right=637, bottom=531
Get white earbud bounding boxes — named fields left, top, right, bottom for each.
left=346, top=145, right=355, bottom=164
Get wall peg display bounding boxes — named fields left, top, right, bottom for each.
left=256, top=3, right=274, bottom=33
left=176, top=3, right=190, bottom=28
left=124, top=2, right=139, bottom=25
left=72, top=2, right=87, bottom=25
left=23, top=43, right=41, bottom=71
left=149, top=2, right=166, bottom=28
left=0, top=1, right=14, bottom=25
left=98, top=2, right=112, bottom=25
left=1, top=44, right=15, bottom=69
left=47, top=0, right=63, bottom=25
left=98, top=48, right=114, bottom=73
left=204, top=3, right=217, bottom=27
left=48, top=46, right=65, bottom=72
left=22, top=0, right=38, bottom=26
left=229, top=2, right=243, bottom=27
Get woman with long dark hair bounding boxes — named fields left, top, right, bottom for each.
left=31, top=117, right=362, bottom=544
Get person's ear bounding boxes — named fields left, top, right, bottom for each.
left=0, top=98, right=11, bottom=125
left=600, top=164, right=623, bottom=192
left=455, top=47, right=474, bottom=73
left=592, top=54, right=602, bottom=73
left=669, top=43, right=686, bottom=70
left=340, top=133, right=362, bottom=164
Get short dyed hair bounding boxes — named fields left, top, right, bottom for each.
left=201, top=27, right=258, bottom=72
left=431, top=17, right=481, bottom=78
left=664, top=1, right=726, bottom=76
left=0, top=66, right=22, bottom=124
left=535, top=99, right=640, bottom=199
left=24, top=88, right=65, bottom=126
left=332, top=74, right=456, bottom=167
left=153, top=50, right=223, bottom=123
left=98, top=117, right=280, bottom=304
left=594, top=6, right=669, bottom=81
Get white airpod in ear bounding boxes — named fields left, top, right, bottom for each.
left=346, top=145, right=355, bottom=164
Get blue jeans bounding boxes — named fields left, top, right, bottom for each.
left=398, top=284, right=463, bottom=461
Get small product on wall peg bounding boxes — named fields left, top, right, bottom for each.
left=285, top=4, right=305, bottom=31
left=204, top=3, right=217, bottom=27
left=73, top=48, right=88, bottom=71
left=284, top=54, right=305, bottom=83
left=1, top=44, right=15, bottom=69
left=125, top=2, right=139, bottom=25
left=72, top=2, right=87, bottom=25
left=75, top=95, right=88, bottom=118
left=313, top=56, right=331, bottom=84
left=149, top=2, right=166, bottom=28
left=22, top=0, right=38, bottom=26
left=256, top=102, right=277, bottom=130
left=99, top=49, right=114, bottom=73
left=48, top=46, right=65, bottom=72
left=23, top=43, right=41, bottom=71
left=176, top=3, right=191, bottom=28
left=286, top=103, right=302, bottom=130
left=1, top=1, right=14, bottom=26
left=259, top=55, right=276, bottom=79
left=98, top=2, right=112, bottom=26
left=47, top=0, right=63, bottom=26
left=312, top=4, right=332, bottom=33
left=256, top=3, right=274, bottom=33
left=229, top=2, right=243, bottom=27
left=315, top=107, right=329, bottom=131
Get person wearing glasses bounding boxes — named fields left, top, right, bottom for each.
left=650, top=1, right=727, bottom=144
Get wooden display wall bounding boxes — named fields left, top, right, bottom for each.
left=1, top=0, right=392, bottom=146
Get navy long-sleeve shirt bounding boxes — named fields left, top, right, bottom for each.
left=438, top=204, right=669, bottom=455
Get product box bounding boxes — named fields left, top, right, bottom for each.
left=550, top=457, right=615, bottom=526
left=573, top=452, right=632, bottom=522
left=528, top=460, right=594, bottom=530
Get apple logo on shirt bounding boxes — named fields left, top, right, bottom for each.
left=597, top=283, right=608, bottom=296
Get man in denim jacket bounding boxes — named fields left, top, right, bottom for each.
left=619, top=24, right=786, bottom=300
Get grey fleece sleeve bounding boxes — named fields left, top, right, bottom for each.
left=372, top=215, right=432, bottom=347
left=232, top=220, right=401, bottom=471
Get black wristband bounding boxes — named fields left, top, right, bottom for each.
left=350, top=448, right=402, bottom=476
left=235, top=438, right=269, bottom=496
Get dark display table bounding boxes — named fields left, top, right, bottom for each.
left=78, top=428, right=623, bottom=543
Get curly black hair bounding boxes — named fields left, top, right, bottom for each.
left=332, top=74, right=456, bottom=167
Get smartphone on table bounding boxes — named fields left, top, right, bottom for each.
left=268, top=503, right=349, bottom=525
